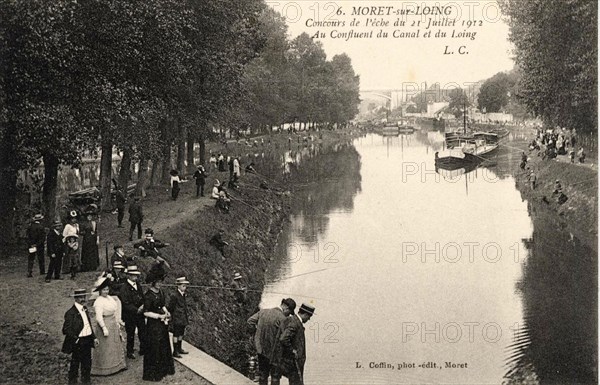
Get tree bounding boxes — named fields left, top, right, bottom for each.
left=498, top=0, right=597, bottom=132
left=448, top=88, right=470, bottom=118
left=478, top=72, right=515, bottom=113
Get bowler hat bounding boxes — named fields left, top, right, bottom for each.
left=69, top=288, right=90, bottom=297
left=281, top=298, right=297, bottom=312
left=298, top=303, right=316, bottom=316
left=144, top=228, right=154, bottom=235
left=113, top=244, right=123, bottom=251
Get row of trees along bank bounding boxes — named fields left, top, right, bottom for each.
left=0, top=1, right=361, bottom=245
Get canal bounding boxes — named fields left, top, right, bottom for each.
left=260, top=132, right=597, bottom=384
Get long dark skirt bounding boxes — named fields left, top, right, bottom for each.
left=142, top=319, right=175, bottom=381
left=80, top=234, right=99, bottom=272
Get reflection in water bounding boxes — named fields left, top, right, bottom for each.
left=504, top=204, right=597, bottom=385
left=261, top=132, right=596, bottom=385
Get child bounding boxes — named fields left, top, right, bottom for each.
left=168, top=277, right=190, bottom=358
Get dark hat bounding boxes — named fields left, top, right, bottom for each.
left=298, top=303, right=315, bottom=316
left=170, top=169, right=179, bottom=176
left=146, top=262, right=166, bottom=284
left=52, top=220, right=63, bottom=227
left=281, top=298, right=297, bottom=312
left=32, top=213, right=44, bottom=221
left=84, top=204, right=98, bottom=215
left=144, top=228, right=154, bottom=235
left=133, top=196, right=140, bottom=201
left=93, top=278, right=111, bottom=292
left=113, top=244, right=123, bottom=251
left=70, top=288, right=90, bottom=297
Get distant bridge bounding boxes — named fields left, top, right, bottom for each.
left=360, top=88, right=420, bottom=110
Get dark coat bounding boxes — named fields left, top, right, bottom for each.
left=193, top=169, right=206, bottom=185
left=273, top=315, right=306, bottom=375
left=46, top=229, right=64, bottom=258
left=247, top=307, right=287, bottom=359
left=110, top=251, right=129, bottom=268
left=167, top=290, right=189, bottom=327
left=133, top=239, right=167, bottom=258
left=27, top=222, right=45, bottom=246
left=128, top=201, right=143, bottom=223
left=118, top=281, right=145, bottom=323
left=61, top=305, right=96, bottom=354
left=116, top=190, right=127, bottom=209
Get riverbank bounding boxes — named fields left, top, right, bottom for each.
left=0, top=129, right=360, bottom=384
left=500, top=127, right=597, bottom=252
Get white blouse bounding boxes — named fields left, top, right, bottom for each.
left=93, top=295, right=122, bottom=329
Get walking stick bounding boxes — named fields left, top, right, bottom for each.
left=105, top=241, right=109, bottom=269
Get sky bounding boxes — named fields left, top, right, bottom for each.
left=268, top=0, right=515, bottom=91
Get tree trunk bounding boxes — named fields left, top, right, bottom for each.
left=42, top=153, right=59, bottom=223
left=0, top=133, right=18, bottom=245
left=99, top=139, right=113, bottom=211
left=149, top=160, right=159, bottom=186
left=161, top=143, right=171, bottom=185
left=118, top=146, right=132, bottom=191
left=177, top=119, right=186, bottom=173
left=186, top=131, right=195, bottom=175
left=198, top=134, right=206, bottom=166
left=135, top=157, right=149, bottom=197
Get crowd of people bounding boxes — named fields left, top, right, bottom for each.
left=529, top=126, right=586, bottom=163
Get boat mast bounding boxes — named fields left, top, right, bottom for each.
left=463, top=95, right=467, bottom=135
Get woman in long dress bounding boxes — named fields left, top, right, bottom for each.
left=62, top=211, right=80, bottom=276
left=80, top=213, right=99, bottom=272
left=143, top=268, right=175, bottom=381
left=91, top=278, right=127, bottom=376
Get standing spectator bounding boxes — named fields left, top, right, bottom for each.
left=272, top=304, right=316, bottom=385
left=578, top=147, right=586, bottom=163
left=128, top=197, right=143, bottom=241
left=209, top=153, right=217, bottom=172
left=233, top=157, right=240, bottom=178
left=61, top=289, right=98, bottom=384
left=27, top=213, right=46, bottom=277
left=115, top=187, right=127, bottom=228
left=168, top=277, right=190, bottom=358
left=45, top=220, right=64, bottom=282
left=109, top=262, right=127, bottom=296
left=91, top=278, right=127, bottom=376
left=193, top=165, right=207, bottom=197
left=218, top=153, right=226, bottom=171
left=80, top=209, right=99, bottom=272
left=170, top=170, right=181, bottom=200
left=248, top=298, right=297, bottom=385
left=142, top=268, right=175, bottom=381
left=118, top=265, right=146, bottom=359
left=228, top=156, right=234, bottom=179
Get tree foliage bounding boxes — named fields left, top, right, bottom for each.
left=498, top=0, right=597, bottom=131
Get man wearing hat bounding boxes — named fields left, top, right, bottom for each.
left=45, top=220, right=64, bottom=282
left=109, top=261, right=126, bottom=296
left=118, top=265, right=146, bottom=359
left=193, top=165, right=207, bottom=197
left=248, top=298, right=297, bottom=385
left=272, top=303, right=316, bottom=385
left=134, top=228, right=169, bottom=259
left=232, top=272, right=246, bottom=303
left=110, top=244, right=129, bottom=268
left=26, top=213, right=46, bottom=277
left=167, top=277, right=190, bottom=358
left=61, top=289, right=98, bottom=384
left=128, top=196, right=144, bottom=241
